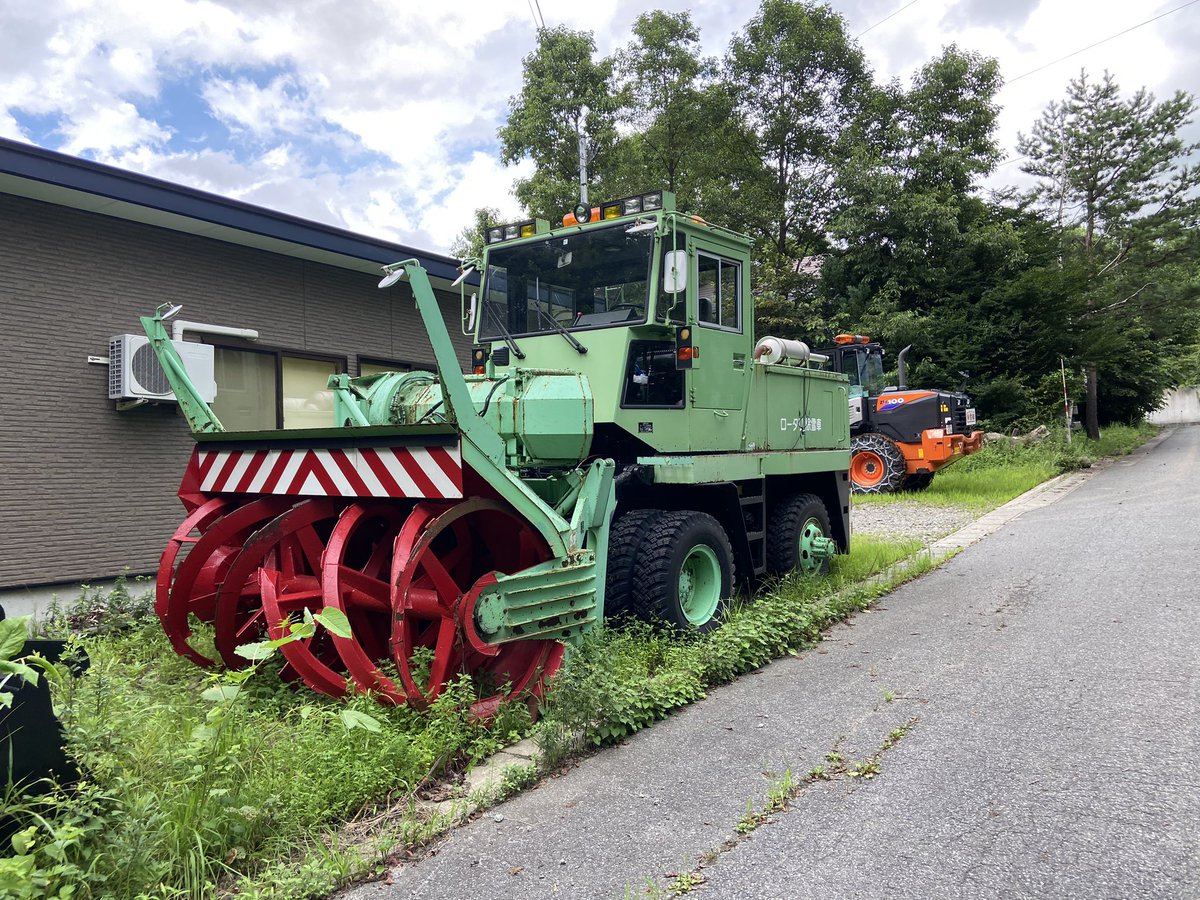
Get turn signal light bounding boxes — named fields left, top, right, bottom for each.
left=677, top=347, right=699, bottom=360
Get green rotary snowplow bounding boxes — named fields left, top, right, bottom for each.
left=139, top=190, right=850, bottom=717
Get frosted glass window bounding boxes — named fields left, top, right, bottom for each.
left=282, top=357, right=338, bottom=430
left=211, top=347, right=276, bottom=432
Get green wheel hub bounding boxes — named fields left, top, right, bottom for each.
left=798, top=517, right=835, bottom=575
left=677, top=544, right=722, bottom=626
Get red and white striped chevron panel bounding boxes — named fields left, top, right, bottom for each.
left=189, top=445, right=463, bottom=499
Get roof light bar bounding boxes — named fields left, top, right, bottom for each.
left=486, top=219, right=539, bottom=244
left=563, top=190, right=668, bottom=226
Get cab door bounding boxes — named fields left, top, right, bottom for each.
left=690, top=250, right=750, bottom=410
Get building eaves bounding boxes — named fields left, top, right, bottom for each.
left=0, top=137, right=468, bottom=285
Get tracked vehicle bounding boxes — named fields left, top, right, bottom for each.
left=142, top=191, right=850, bottom=716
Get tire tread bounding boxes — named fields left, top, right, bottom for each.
left=604, top=509, right=662, bottom=617
left=631, top=511, right=734, bottom=631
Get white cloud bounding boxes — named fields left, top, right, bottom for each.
left=201, top=73, right=317, bottom=137
left=0, top=1, right=1195, bottom=252
left=60, top=100, right=172, bottom=155
left=0, top=110, right=28, bottom=142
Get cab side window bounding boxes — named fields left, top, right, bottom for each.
left=621, top=340, right=684, bottom=408
left=697, top=253, right=741, bottom=332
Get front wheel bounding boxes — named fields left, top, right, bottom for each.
left=631, top=511, right=734, bottom=632
left=850, top=433, right=906, bottom=494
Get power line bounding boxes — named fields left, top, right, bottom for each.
left=529, top=0, right=545, bottom=30
left=1006, top=0, right=1200, bottom=85
left=856, top=0, right=921, bottom=38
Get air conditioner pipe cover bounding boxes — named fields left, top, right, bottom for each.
left=171, top=320, right=260, bottom=342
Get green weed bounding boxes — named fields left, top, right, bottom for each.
left=1, top=583, right=528, bottom=900
left=854, top=423, right=1156, bottom=510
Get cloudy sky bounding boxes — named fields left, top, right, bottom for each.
left=1, top=0, right=1196, bottom=254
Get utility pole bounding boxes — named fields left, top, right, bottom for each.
left=1061, top=357, right=1072, bottom=445
left=578, top=105, right=589, bottom=207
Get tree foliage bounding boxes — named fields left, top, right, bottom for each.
left=493, top=9, right=1200, bottom=430
left=499, top=26, right=619, bottom=221
left=611, top=11, right=713, bottom=199
left=448, top=206, right=501, bottom=261
left=1018, top=71, right=1200, bottom=432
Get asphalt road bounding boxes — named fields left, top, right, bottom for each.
left=340, top=425, right=1199, bottom=900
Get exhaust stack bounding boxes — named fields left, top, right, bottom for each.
left=896, top=345, right=912, bottom=391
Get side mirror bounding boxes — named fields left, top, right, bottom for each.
left=662, top=250, right=687, bottom=294
left=462, top=292, right=478, bottom=336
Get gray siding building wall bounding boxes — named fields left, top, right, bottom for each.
left=0, top=191, right=471, bottom=589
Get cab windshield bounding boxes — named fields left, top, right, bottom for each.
left=480, top=223, right=653, bottom=340
left=846, top=349, right=886, bottom=394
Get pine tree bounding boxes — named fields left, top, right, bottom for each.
left=1018, top=71, right=1200, bottom=437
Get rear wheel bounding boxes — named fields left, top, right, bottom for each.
left=850, top=434, right=906, bottom=494
left=631, top=511, right=733, bottom=632
left=767, top=493, right=834, bottom=577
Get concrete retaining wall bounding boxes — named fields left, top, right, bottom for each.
left=1147, top=387, right=1200, bottom=425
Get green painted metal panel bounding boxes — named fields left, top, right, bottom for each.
left=473, top=553, right=598, bottom=644
left=637, top=448, right=850, bottom=484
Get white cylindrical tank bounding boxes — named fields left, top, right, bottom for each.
left=753, top=336, right=828, bottom=366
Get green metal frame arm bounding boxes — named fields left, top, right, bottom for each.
left=390, top=260, right=599, bottom=560
left=400, top=262, right=506, bottom=464
left=139, top=311, right=224, bottom=433
left=328, top=374, right=372, bottom=427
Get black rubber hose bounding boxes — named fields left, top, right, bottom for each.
left=479, top=376, right=510, bottom=418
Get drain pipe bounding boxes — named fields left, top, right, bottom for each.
left=172, top=320, right=260, bottom=342
left=896, top=345, right=912, bottom=391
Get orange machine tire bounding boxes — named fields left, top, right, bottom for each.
left=850, top=433, right=906, bottom=494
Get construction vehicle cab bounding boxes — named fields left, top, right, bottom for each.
left=472, top=192, right=851, bottom=591
left=821, top=334, right=983, bottom=494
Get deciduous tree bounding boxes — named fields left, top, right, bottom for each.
left=499, top=27, right=619, bottom=222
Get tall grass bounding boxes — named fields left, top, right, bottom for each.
left=4, top=614, right=528, bottom=899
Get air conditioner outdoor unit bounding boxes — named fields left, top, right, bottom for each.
left=108, top=334, right=216, bottom=402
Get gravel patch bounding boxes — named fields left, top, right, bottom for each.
left=851, top=499, right=977, bottom=543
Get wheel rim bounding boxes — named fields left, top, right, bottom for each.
left=390, top=499, right=563, bottom=719
left=851, top=450, right=886, bottom=488
left=797, top=517, right=828, bottom=575
left=677, top=543, right=721, bottom=626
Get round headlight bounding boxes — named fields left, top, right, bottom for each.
left=574, top=203, right=590, bottom=224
